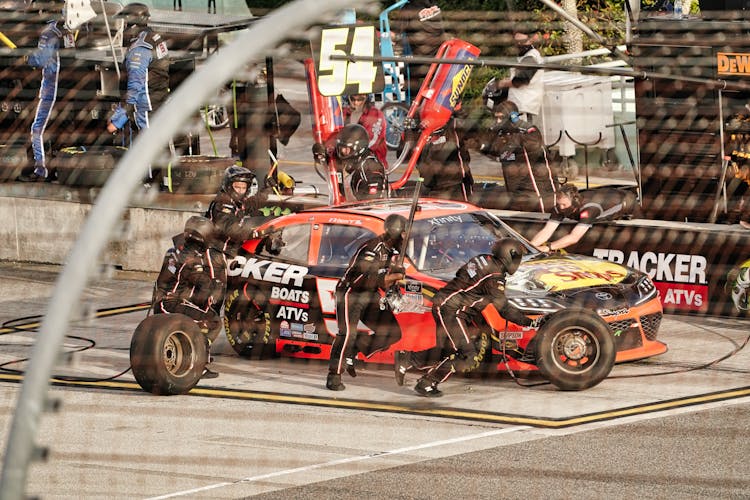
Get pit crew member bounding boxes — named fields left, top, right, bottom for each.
left=326, top=214, right=408, bottom=391
left=106, top=4, right=169, bottom=140
left=152, top=216, right=227, bottom=379
left=395, top=238, right=534, bottom=396
left=344, top=94, right=388, bottom=167
left=530, top=183, right=637, bottom=252
left=478, top=99, right=557, bottom=212
left=18, top=10, right=75, bottom=182
left=313, top=123, right=388, bottom=201
left=207, top=165, right=269, bottom=257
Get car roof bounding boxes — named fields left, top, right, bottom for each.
left=304, top=198, right=483, bottom=221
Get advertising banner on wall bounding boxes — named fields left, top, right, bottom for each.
left=503, top=216, right=750, bottom=319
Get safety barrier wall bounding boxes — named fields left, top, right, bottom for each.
left=0, top=195, right=197, bottom=272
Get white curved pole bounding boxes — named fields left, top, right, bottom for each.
left=0, top=1, right=363, bottom=498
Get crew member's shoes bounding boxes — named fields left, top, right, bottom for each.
left=17, top=166, right=47, bottom=182
left=201, top=367, right=219, bottom=379
left=414, top=377, right=442, bottom=398
left=326, top=372, right=345, bottom=391
left=345, top=357, right=357, bottom=378
left=394, top=350, right=412, bottom=386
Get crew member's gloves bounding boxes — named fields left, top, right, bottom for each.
left=384, top=272, right=405, bottom=288
left=312, top=142, right=327, bottom=165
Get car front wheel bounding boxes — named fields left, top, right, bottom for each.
left=534, top=309, right=615, bottom=391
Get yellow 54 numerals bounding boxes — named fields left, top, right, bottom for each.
left=318, top=25, right=378, bottom=96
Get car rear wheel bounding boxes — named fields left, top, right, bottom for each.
left=534, top=309, right=615, bottom=391
left=224, top=288, right=275, bottom=359
left=130, top=314, right=208, bottom=395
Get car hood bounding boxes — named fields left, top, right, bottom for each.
left=507, top=253, right=637, bottom=294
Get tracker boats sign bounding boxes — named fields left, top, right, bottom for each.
left=593, top=249, right=709, bottom=312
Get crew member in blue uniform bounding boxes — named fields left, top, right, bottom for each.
left=18, top=11, right=75, bottom=182
left=107, top=3, right=169, bottom=138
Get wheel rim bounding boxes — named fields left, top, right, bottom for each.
left=384, top=105, right=408, bottom=149
left=162, top=329, right=196, bottom=378
left=550, top=326, right=600, bottom=374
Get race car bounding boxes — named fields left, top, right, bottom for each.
left=223, top=198, right=666, bottom=390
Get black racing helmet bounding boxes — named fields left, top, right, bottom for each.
left=222, top=165, right=257, bottom=201
left=383, top=214, right=408, bottom=242
left=336, top=124, right=369, bottom=160
left=117, top=2, right=150, bottom=27
left=184, top=216, right=214, bottom=246
left=491, top=238, right=524, bottom=275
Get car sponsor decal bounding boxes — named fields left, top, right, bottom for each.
left=228, top=256, right=308, bottom=287
left=512, top=260, right=628, bottom=291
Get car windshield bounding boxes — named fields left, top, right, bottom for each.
left=407, top=211, right=535, bottom=280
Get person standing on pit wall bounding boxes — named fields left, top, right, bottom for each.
left=326, top=214, right=408, bottom=391
left=483, top=31, right=544, bottom=124
left=529, top=183, right=637, bottom=252
left=394, top=238, right=536, bottom=397
left=17, top=9, right=75, bottom=182
left=208, top=0, right=216, bottom=14
left=478, top=99, right=557, bottom=212
left=106, top=3, right=169, bottom=169
left=343, top=94, right=388, bottom=168
left=207, top=165, right=269, bottom=258
left=152, top=216, right=227, bottom=379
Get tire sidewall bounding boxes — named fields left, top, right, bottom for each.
left=130, top=314, right=208, bottom=395
left=534, top=308, right=615, bottom=391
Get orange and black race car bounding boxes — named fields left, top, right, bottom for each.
left=223, top=198, right=666, bottom=391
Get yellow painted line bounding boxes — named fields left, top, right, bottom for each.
left=1, top=373, right=747, bottom=429
left=0, top=303, right=150, bottom=334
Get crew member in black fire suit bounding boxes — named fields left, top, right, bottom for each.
left=107, top=4, right=169, bottom=139
left=478, top=100, right=557, bottom=212
left=394, top=238, right=536, bottom=397
left=313, top=123, right=388, bottom=201
left=530, top=183, right=637, bottom=252
left=152, top=216, right=227, bottom=378
left=326, top=214, right=408, bottom=391
left=403, top=108, right=474, bottom=201
left=207, top=165, right=268, bottom=257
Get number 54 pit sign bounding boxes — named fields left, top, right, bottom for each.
left=311, top=24, right=385, bottom=97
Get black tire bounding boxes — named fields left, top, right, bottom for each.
left=533, top=309, right=615, bottom=391
left=223, top=288, right=275, bottom=359
left=130, top=314, right=208, bottom=395
left=382, top=102, right=410, bottom=151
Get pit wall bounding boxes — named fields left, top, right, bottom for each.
left=0, top=196, right=196, bottom=273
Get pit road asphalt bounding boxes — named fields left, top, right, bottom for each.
left=0, top=261, right=748, bottom=499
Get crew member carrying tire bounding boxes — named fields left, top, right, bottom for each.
left=152, top=215, right=227, bottom=378
left=394, top=238, right=538, bottom=397
left=326, top=214, right=408, bottom=391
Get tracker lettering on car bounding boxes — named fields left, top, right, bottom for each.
left=228, top=256, right=308, bottom=286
